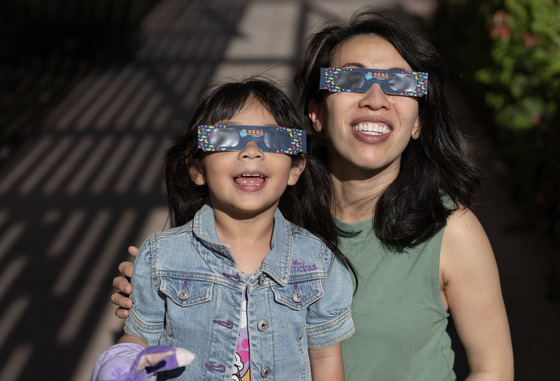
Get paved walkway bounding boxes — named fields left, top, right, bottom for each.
left=0, top=1, right=558, bottom=380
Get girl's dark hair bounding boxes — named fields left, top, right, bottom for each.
left=165, top=77, right=356, bottom=277
left=294, top=11, right=480, bottom=250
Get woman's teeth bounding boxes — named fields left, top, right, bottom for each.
left=352, top=123, right=391, bottom=135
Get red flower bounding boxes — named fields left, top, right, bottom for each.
left=493, top=10, right=509, bottom=26
left=522, top=33, right=539, bottom=48
left=491, top=25, right=511, bottom=41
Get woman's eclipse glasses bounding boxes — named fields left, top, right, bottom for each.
left=320, top=67, right=428, bottom=97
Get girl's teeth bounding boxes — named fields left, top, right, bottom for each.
left=235, top=174, right=265, bottom=185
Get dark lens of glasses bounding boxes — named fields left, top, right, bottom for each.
left=336, top=70, right=366, bottom=88
left=208, top=128, right=240, bottom=147
left=264, top=130, right=291, bottom=150
left=389, top=74, right=418, bottom=93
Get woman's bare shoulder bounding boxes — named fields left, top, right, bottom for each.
left=441, top=206, right=495, bottom=282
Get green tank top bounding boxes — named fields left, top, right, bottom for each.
left=338, top=218, right=455, bottom=381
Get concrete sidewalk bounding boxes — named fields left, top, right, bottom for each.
left=0, top=1, right=558, bottom=380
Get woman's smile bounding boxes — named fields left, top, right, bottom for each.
left=351, top=122, right=392, bottom=136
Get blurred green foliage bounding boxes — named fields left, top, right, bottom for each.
left=431, top=0, right=560, bottom=300
left=476, top=0, right=560, bottom=131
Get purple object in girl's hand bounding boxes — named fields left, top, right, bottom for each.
left=92, top=343, right=195, bottom=381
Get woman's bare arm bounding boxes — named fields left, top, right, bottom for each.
left=441, top=208, right=514, bottom=380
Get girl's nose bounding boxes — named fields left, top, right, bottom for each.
left=358, top=83, right=390, bottom=110
left=238, top=141, right=264, bottom=159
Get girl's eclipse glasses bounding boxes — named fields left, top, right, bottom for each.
left=198, top=125, right=306, bottom=155
left=320, top=67, right=428, bottom=97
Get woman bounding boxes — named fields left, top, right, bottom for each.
left=112, top=11, right=513, bottom=380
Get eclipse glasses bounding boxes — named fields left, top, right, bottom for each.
left=320, top=67, right=428, bottom=97
left=198, top=125, right=306, bottom=155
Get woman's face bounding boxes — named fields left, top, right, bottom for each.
left=309, top=34, right=421, bottom=181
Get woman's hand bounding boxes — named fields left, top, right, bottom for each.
left=111, top=246, right=138, bottom=318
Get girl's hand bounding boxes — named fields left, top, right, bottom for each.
left=111, top=246, right=138, bottom=318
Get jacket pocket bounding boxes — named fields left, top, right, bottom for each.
left=159, top=277, right=213, bottom=307
left=271, top=279, right=324, bottom=310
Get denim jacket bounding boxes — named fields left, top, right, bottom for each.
left=124, top=204, right=354, bottom=380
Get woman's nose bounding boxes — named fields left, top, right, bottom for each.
left=358, top=83, right=390, bottom=110
left=238, top=141, right=264, bottom=159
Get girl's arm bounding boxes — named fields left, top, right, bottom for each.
left=441, top=208, right=514, bottom=380
left=305, top=247, right=354, bottom=380
left=119, top=333, right=148, bottom=347
left=309, top=343, right=344, bottom=381
left=95, top=243, right=195, bottom=380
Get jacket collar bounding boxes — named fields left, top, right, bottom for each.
left=192, top=204, right=293, bottom=286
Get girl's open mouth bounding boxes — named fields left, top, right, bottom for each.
left=234, top=173, right=266, bottom=186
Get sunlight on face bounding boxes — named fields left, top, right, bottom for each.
left=309, top=35, right=421, bottom=183
left=192, top=97, right=305, bottom=220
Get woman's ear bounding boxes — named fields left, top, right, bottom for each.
left=308, top=100, right=324, bottom=132
left=188, top=160, right=206, bottom=185
left=412, top=115, right=422, bottom=140
left=288, top=155, right=307, bottom=186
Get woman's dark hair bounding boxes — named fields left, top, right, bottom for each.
left=165, top=77, right=356, bottom=277
left=294, top=10, right=480, bottom=250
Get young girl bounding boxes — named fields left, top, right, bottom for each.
left=94, top=78, right=355, bottom=380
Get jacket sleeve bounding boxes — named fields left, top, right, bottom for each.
left=305, top=248, right=355, bottom=350
left=124, top=237, right=166, bottom=346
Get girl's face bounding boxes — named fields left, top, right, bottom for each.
left=190, top=97, right=305, bottom=219
left=309, top=35, right=421, bottom=181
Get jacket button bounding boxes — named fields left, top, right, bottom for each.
left=258, top=274, right=266, bottom=285
left=177, top=288, right=190, bottom=300
left=257, top=319, right=268, bottom=332
left=261, top=366, right=272, bottom=378
left=292, top=291, right=303, bottom=303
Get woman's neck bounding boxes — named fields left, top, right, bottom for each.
left=330, top=167, right=398, bottom=223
